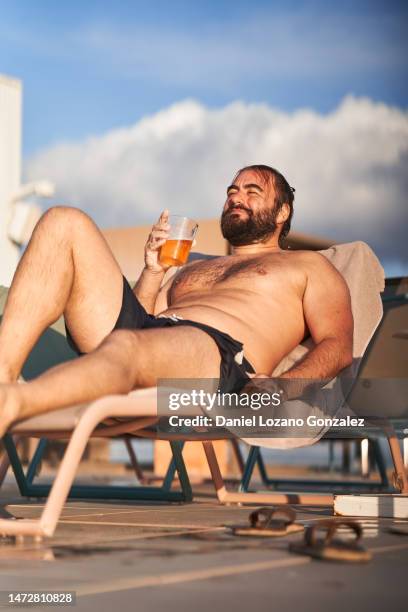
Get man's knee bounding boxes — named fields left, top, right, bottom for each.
left=101, top=329, right=141, bottom=381
left=36, top=206, right=95, bottom=238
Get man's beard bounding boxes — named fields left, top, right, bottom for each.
left=220, top=206, right=279, bottom=246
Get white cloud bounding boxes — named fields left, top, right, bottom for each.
left=25, top=96, right=408, bottom=269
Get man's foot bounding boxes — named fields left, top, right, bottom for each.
left=0, top=384, right=22, bottom=438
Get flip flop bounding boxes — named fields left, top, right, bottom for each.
left=388, top=523, right=408, bottom=536
left=289, top=520, right=372, bottom=563
left=227, top=506, right=304, bottom=537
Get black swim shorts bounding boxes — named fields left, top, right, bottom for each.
left=65, top=276, right=255, bottom=393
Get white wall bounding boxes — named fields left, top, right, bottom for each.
left=0, top=74, right=22, bottom=285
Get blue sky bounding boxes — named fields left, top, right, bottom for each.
left=1, top=0, right=407, bottom=155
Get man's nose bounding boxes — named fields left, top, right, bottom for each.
left=229, top=193, right=245, bottom=206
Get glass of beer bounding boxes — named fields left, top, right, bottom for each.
left=159, top=215, right=198, bottom=267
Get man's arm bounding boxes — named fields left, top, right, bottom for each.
left=133, top=268, right=166, bottom=314
left=281, top=252, right=353, bottom=383
left=133, top=210, right=170, bottom=313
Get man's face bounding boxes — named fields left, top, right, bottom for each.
left=220, top=169, right=279, bottom=246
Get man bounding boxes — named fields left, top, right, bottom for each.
left=0, top=164, right=353, bottom=435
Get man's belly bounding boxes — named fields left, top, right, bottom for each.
left=158, top=293, right=305, bottom=373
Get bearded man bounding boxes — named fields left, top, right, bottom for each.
left=0, top=164, right=353, bottom=433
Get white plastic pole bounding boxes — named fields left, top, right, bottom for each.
left=0, top=73, right=23, bottom=285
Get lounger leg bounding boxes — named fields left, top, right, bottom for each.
left=371, top=438, right=389, bottom=489
left=2, top=434, right=31, bottom=496
left=162, top=456, right=177, bottom=491
left=256, top=449, right=271, bottom=487
left=26, top=439, right=48, bottom=485
left=162, top=442, right=182, bottom=492
left=239, top=446, right=274, bottom=493
left=202, top=441, right=229, bottom=502
left=169, top=441, right=192, bottom=502
left=239, top=446, right=259, bottom=492
left=5, top=402, right=137, bottom=536
left=0, top=451, right=9, bottom=486
left=375, top=419, right=408, bottom=494
left=0, top=435, right=21, bottom=487
left=202, top=440, right=334, bottom=506
left=386, top=429, right=408, bottom=494
left=230, top=439, right=245, bottom=475
left=124, top=436, right=146, bottom=484
left=0, top=423, right=88, bottom=537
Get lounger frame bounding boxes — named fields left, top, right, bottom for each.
left=1, top=409, right=407, bottom=538
left=0, top=279, right=406, bottom=537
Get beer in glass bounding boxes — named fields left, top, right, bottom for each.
left=159, top=215, right=198, bottom=267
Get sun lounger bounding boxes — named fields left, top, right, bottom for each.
left=0, top=242, right=399, bottom=538
left=4, top=386, right=403, bottom=536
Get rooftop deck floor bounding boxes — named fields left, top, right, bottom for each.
left=1, top=478, right=407, bottom=612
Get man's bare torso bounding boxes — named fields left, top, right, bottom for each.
left=156, top=250, right=313, bottom=373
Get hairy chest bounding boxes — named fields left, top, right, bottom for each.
left=168, top=255, right=302, bottom=303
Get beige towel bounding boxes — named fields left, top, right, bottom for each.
left=242, top=241, right=385, bottom=449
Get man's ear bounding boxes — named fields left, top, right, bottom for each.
left=276, top=202, right=290, bottom=226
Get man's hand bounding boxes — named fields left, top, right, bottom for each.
left=245, top=373, right=324, bottom=402
left=144, top=209, right=171, bottom=273
left=243, top=372, right=287, bottom=400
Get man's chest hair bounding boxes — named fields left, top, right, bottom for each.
left=170, top=252, right=303, bottom=296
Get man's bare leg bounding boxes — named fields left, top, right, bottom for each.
left=0, top=326, right=221, bottom=436
left=0, top=206, right=124, bottom=383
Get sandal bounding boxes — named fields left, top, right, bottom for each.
left=289, top=520, right=372, bottom=562
left=228, top=506, right=304, bottom=537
